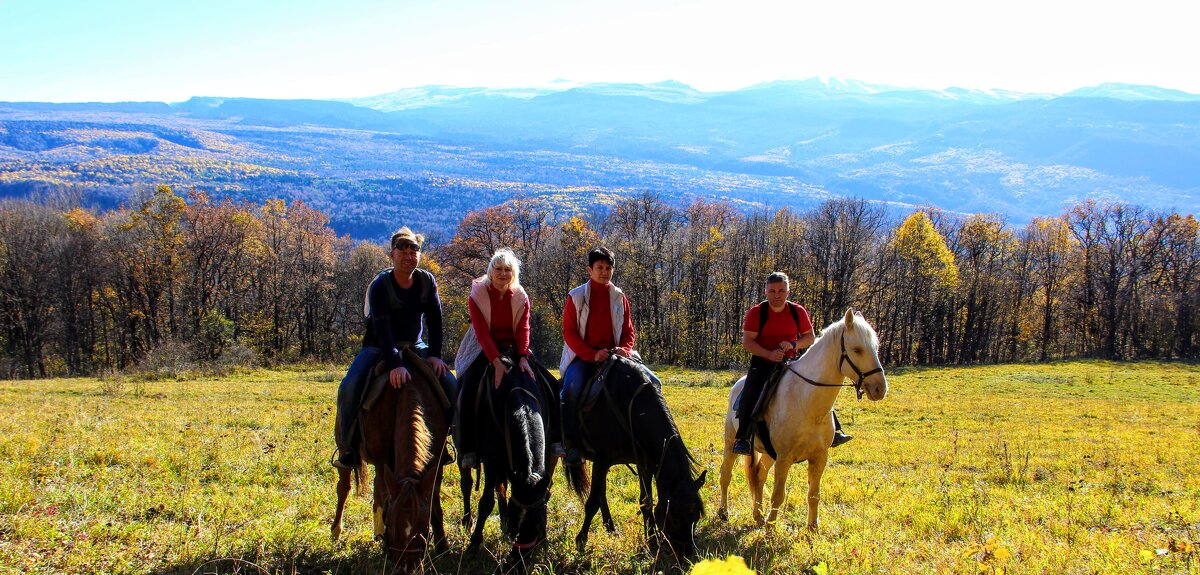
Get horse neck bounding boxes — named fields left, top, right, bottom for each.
left=632, top=395, right=690, bottom=485
left=783, top=322, right=846, bottom=412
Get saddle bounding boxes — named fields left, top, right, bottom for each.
left=577, top=354, right=659, bottom=450
left=361, top=345, right=451, bottom=413
left=733, top=361, right=790, bottom=460
left=733, top=361, right=789, bottom=421
left=473, top=354, right=561, bottom=428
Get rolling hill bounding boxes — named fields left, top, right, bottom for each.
left=2, top=79, right=1197, bottom=240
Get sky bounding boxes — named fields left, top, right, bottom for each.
left=1, top=0, right=1196, bottom=103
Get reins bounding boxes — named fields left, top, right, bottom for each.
left=786, top=330, right=883, bottom=400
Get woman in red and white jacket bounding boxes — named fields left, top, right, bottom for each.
left=455, top=248, right=560, bottom=470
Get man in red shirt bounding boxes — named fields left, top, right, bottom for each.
left=559, top=246, right=661, bottom=465
left=731, top=272, right=851, bottom=455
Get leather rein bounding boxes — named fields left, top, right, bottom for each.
left=785, top=331, right=883, bottom=400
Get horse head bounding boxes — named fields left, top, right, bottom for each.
left=839, top=307, right=887, bottom=401
left=379, top=464, right=430, bottom=572
left=653, top=468, right=706, bottom=557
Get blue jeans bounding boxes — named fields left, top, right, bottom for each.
left=335, top=346, right=459, bottom=451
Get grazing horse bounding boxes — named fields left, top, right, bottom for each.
left=717, top=308, right=887, bottom=529
left=462, top=364, right=558, bottom=572
left=332, top=368, right=449, bottom=573
left=564, top=355, right=707, bottom=558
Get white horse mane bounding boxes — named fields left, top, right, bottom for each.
left=809, top=312, right=879, bottom=355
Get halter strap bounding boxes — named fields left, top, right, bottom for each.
left=785, top=331, right=883, bottom=400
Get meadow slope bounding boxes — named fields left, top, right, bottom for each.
left=1, top=361, right=1197, bottom=574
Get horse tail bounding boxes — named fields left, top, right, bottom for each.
left=563, top=461, right=591, bottom=500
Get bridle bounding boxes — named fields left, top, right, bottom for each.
left=786, top=331, right=883, bottom=400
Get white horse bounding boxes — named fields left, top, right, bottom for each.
left=716, top=307, right=888, bottom=529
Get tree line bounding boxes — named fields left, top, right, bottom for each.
left=1, top=186, right=1196, bottom=378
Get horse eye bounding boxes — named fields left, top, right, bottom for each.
left=853, top=348, right=863, bottom=354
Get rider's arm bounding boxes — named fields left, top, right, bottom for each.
left=423, top=272, right=445, bottom=359
left=615, top=295, right=635, bottom=356
left=368, top=277, right=405, bottom=371
left=562, top=296, right=600, bottom=360
left=515, top=299, right=531, bottom=357
left=742, top=330, right=777, bottom=360
left=469, top=295, right=501, bottom=362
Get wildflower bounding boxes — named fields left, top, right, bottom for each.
left=690, top=555, right=755, bottom=575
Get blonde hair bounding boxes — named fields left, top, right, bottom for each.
left=486, top=248, right=522, bottom=287
left=390, top=226, right=424, bottom=250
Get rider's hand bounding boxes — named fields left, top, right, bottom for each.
left=593, top=349, right=611, bottom=362
left=491, top=357, right=507, bottom=389
left=519, top=357, right=535, bottom=378
left=389, top=366, right=411, bottom=388
left=768, top=349, right=786, bottom=362
left=613, top=347, right=632, bottom=358
left=427, top=356, right=449, bottom=377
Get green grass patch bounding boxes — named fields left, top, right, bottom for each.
left=1, top=360, right=1197, bottom=574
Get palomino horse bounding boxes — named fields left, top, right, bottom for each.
left=717, top=308, right=887, bottom=529
left=564, top=355, right=706, bottom=558
left=332, top=365, right=449, bottom=573
left=462, top=362, right=558, bottom=572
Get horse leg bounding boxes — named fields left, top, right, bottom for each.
left=469, top=468, right=495, bottom=550
left=372, top=471, right=386, bottom=539
left=638, top=465, right=655, bottom=541
left=497, top=480, right=509, bottom=532
left=575, top=463, right=609, bottom=551
left=765, top=457, right=796, bottom=527
left=459, top=463, right=474, bottom=529
left=716, top=439, right=738, bottom=521
left=431, top=468, right=448, bottom=553
left=805, top=451, right=828, bottom=530
left=332, top=467, right=351, bottom=540
left=747, top=453, right=770, bottom=526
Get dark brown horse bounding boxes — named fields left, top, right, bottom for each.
left=333, top=368, right=449, bottom=573
left=563, top=355, right=706, bottom=558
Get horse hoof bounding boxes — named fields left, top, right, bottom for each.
left=459, top=514, right=472, bottom=529
left=715, top=509, right=728, bottom=522
left=330, top=526, right=341, bottom=541
left=574, top=535, right=587, bottom=553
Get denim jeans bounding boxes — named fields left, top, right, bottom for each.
left=335, top=346, right=459, bottom=451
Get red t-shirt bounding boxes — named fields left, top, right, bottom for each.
left=743, top=302, right=813, bottom=352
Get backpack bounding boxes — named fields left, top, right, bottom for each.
left=363, top=268, right=431, bottom=325
left=756, top=300, right=801, bottom=335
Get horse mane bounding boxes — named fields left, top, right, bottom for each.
left=396, top=383, right=436, bottom=477
left=640, top=384, right=703, bottom=483
left=808, top=312, right=878, bottom=354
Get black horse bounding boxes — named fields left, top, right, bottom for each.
left=563, top=355, right=706, bottom=558
left=462, top=359, right=558, bottom=572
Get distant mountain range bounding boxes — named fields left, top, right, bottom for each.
left=2, top=79, right=1197, bottom=240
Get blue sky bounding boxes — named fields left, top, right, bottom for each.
left=1, top=0, right=1196, bottom=102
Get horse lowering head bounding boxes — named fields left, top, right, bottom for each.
left=379, top=465, right=433, bottom=571
left=839, top=307, right=887, bottom=401
left=653, top=469, right=706, bottom=557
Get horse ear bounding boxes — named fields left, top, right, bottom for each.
left=381, top=464, right=397, bottom=493
left=695, top=469, right=707, bottom=489
left=844, top=308, right=855, bottom=330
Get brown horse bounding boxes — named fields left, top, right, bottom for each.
left=333, top=369, right=449, bottom=573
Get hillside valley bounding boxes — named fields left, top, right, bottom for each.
left=2, top=79, right=1197, bottom=240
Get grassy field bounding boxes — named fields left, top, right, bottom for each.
left=1, top=361, right=1197, bottom=574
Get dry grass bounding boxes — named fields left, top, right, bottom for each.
left=0, top=361, right=1197, bottom=574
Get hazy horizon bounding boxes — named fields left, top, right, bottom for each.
left=3, top=0, right=1197, bottom=103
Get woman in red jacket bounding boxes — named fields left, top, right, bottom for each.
left=455, top=248, right=561, bottom=470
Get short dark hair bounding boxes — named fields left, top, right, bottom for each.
left=588, top=246, right=615, bottom=267
left=766, top=271, right=789, bottom=285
